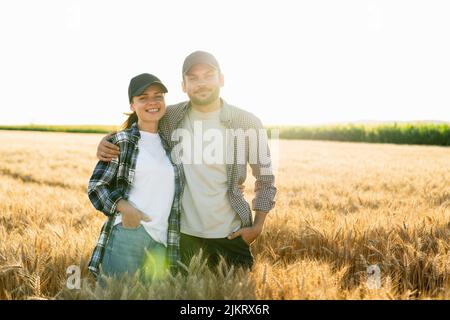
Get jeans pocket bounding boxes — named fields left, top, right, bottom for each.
left=237, top=236, right=250, bottom=247
left=105, top=226, right=118, bottom=251
left=101, top=233, right=115, bottom=275
left=117, top=223, right=143, bottom=231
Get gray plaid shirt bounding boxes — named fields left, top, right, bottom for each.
left=158, top=99, right=276, bottom=228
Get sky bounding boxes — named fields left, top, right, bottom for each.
left=0, top=0, right=449, bottom=126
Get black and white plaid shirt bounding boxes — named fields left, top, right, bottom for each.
left=158, top=99, right=277, bottom=228
left=87, top=122, right=184, bottom=277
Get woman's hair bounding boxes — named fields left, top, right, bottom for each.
left=121, top=111, right=137, bottom=130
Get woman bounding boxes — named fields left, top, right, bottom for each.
left=87, top=73, right=183, bottom=282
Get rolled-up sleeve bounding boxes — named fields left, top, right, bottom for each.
left=87, top=157, right=123, bottom=217
left=248, top=118, right=277, bottom=212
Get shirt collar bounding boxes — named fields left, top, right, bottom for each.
left=129, top=121, right=141, bottom=142
left=175, top=98, right=232, bottom=127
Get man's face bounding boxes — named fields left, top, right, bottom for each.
left=182, top=63, right=224, bottom=106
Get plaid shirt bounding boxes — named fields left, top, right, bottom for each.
left=87, top=122, right=184, bottom=277
left=158, top=99, right=277, bottom=228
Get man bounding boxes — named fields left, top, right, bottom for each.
left=97, top=51, right=276, bottom=270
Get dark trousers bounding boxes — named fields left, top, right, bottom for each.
left=180, top=233, right=254, bottom=270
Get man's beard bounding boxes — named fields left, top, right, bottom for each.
left=189, top=86, right=220, bottom=106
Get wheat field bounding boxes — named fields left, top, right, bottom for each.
left=0, top=130, right=448, bottom=300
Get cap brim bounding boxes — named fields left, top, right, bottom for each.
left=133, top=81, right=168, bottom=96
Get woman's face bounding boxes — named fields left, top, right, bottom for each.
left=131, top=84, right=166, bottom=123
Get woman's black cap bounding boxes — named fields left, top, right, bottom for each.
left=128, top=73, right=168, bottom=103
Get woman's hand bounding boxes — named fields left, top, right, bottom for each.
left=97, top=134, right=120, bottom=162
left=117, top=200, right=151, bottom=229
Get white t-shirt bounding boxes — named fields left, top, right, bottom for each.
left=180, top=108, right=242, bottom=238
left=114, top=131, right=175, bottom=246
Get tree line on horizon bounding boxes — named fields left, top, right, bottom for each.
left=0, top=123, right=449, bottom=146
left=268, top=123, right=450, bottom=146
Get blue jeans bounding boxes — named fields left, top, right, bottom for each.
left=100, top=224, right=167, bottom=281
